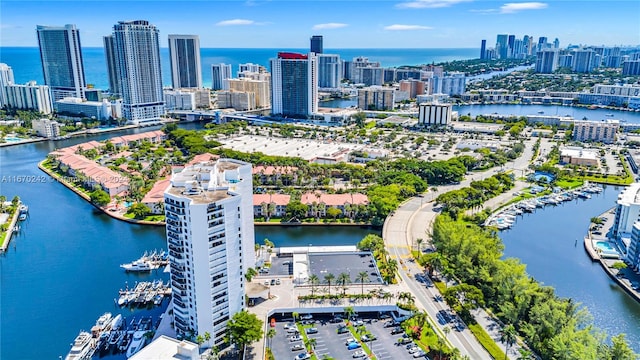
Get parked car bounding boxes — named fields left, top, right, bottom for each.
left=276, top=279, right=281, bottom=285
left=301, top=320, right=315, bottom=325
left=291, top=344, right=304, bottom=351
left=397, top=338, right=412, bottom=345
left=337, top=326, right=349, bottom=334
left=330, top=317, right=343, bottom=324
left=289, top=335, right=302, bottom=342
left=384, top=320, right=399, bottom=328
left=352, top=319, right=364, bottom=326
left=408, top=346, right=420, bottom=354
left=345, top=338, right=357, bottom=345
left=270, top=279, right=276, bottom=285
left=300, top=314, right=313, bottom=320
left=391, top=327, right=404, bottom=335
left=294, top=352, right=311, bottom=360
left=286, top=327, right=300, bottom=334
left=361, top=334, right=376, bottom=342
left=306, top=327, right=318, bottom=334
left=284, top=322, right=296, bottom=330
left=352, top=350, right=367, bottom=358
left=347, top=342, right=362, bottom=350
left=413, top=350, right=427, bottom=358
left=405, top=343, right=417, bottom=350
left=378, top=313, right=391, bottom=320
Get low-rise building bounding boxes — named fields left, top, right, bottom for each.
left=55, top=97, right=114, bottom=120
left=142, top=178, right=171, bottom=214
left=32, top=118, right=61, bottom=138
left=253, top=193, right=290, bottom=218
left=559, top=146, right=598, bottom=166
left=164, top=90, right=196, bottom=110
left=300, top=192, right=369, bottom=217
left=109, top=130, right=166, bottom=148
left=252, top=165, right=298, bottom=185
left=456, top=140, right=501, bottom=151
left=572, top=119, right=619, bottom=144
left=217, top=91, right=256, bottom=111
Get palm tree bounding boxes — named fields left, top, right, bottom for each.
left=305, top=337, right=317, bottom=352
left=500, top=324, right=518, bottom=360
left=416, top=238, right=423, bottom=252
left=266, top=328, right=276, bottom=349
left=324, top=273, right=335, bottom=295
left=337, top=272, right=351, bottom=296
left=398, top=291, right=415, bottom=305
left=292, top=312, right=299, bottom=323
left=356, top=271, right=369, bottom=295
left=308, top=274, right=320, bottom=295
left=343, top=306, right=355, bottom=321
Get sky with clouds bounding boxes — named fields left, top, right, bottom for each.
left=1, top=0, right=638, bottom=48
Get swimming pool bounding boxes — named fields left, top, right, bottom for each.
left=4, top=137, right=23, bottom=143
left=595, top=241, right=619, bottom=256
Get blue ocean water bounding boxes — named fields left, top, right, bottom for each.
left=0, top=47, right=477, bottom=90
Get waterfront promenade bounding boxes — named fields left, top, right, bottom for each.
left=0, top=199, right=23, bottom=252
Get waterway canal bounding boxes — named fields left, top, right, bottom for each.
left=501, top=186, right=640, bottom=352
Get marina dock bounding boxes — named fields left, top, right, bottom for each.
left=117, top=280, right=171, bottom=307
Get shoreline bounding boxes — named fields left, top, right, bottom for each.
left=583, top=207, right=640, bottom=303
left=0, top=124, right=141, bottom=149
left=0, top=200, right=22, bottom=252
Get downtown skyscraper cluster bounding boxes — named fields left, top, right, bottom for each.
left=480, top=34, right=559, bottom=60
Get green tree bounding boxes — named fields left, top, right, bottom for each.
left=343, top=306, right=355, bottom=320
left=308, top=274, right=320, bottom=295
left=245, top=267, right=258, bottom=282
left=607, top=334, right=637, bottom=360
left=337, top=272, right=350, bottom=295
left=226, top=310, right=263, bottom=355
left=266, top=328, right=276, bottom=349
left=90, top=189, right=111, bottom=207
left=304, top=337, right=317, bottom=352
left=500, top=324, right=518, bottom=360
left=326, top=207, right=342, bottom=220
left=356, top=271, right=369, bottom=295
left=285, top=200, right=308, bottom=221
left=126, top=203, right=151, bottom=219
left=324, top=273, right=335, bottom=295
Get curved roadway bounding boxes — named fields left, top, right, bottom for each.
left=382, top=138, right=539, bottom=359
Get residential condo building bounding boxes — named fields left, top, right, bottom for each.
left=572, top=119, right=618, bottom=144
left=112, top=20, right=165, bottom=124
left=164, top=157, right=255, bottom=347
left=0, top=63, right=15, bottom=107
left=211, top=64, right=232, bottom=91
left=103, top=35, right=121, bottom=96
left=310, top=35, right=323, bottom=54
left=317, top=54, right=341, bottom=89
left=418, top=103, right=451, bottom=127
left=612, top=183, right=640, bottom=240
left=5, top=81, right=53, bottom=114
left=168, top=35, right=203, bottom=89
left=36, top=24, right=87, bottom=101
left=270, top=52, right=318, bottom=118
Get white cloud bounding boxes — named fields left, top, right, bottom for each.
left=500, top=2, right=547, bottom=13
left=396, top=0, right=472, bottom=9
left=215, top=19, right=257, bottom=26
left=384, top=24, right=433, bottom=31
left=312, top=23, right=348, bottom=30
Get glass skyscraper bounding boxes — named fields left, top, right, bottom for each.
left=270, top=52, right=317, bottom=118
left=36, top=24, right=86, bottom=101
left=168, top=35, right=203, bottom=89
left=111, top=20, right=164, bottom=124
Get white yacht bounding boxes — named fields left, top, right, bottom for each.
left=65, top=332, right=95, bottom=360
left=126, top=330, right=147, bottom=358
left=120, top=260, right=157, bottom=272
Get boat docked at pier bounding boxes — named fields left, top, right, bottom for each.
left=120, top=250, right=168, bottom=272
left=126, top=330, right=148, bottom=358
left=65, top=331, right=95, bottom=360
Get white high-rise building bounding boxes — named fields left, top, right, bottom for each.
left=0, top=63, right=15, bottom=107
left=238, top=63, right=261, bottom=75
left=211, top=64, right=232, bottom=91
left=164, top=158, right=255, bottom=347
left=36, top=24, right=86, bottom=101
left=317, top=54, right=341, bottom=89
left=612, top=183, right=640, bottom=239
left=168, top=35, right=202, bottom=89
left=32, top=118, right=61, bottom=138
left=270, top=52, right=318, bottom=118
left=5, top=81, right=53, bottom=114
left=112, top=20, right=165, bottom=124
left=433, top=72, right=466, bottom=95
left=628, top=223, right=640, bottom=273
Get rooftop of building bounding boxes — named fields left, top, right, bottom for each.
left=129, top=335, right=198, bottom=360
left=617, top=182, right=640, bottom=205
left=559, top=146, right=598, bottom=160
left=166, top=185, right=231, bottom=204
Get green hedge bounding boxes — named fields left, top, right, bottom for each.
left=468, top=323, right=506, bottom=360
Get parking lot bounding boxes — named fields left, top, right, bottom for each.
left=268, top=311, right=428, bottom=360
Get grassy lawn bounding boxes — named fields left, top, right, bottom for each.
left=433, top=281, right=447, bottom=294
left=0, top=232, right=6, bottom=248
left=468, top=323, right=506, bottom=360
left=143, top=215, right=165, bottom=222
left=345, top=323, right=375, bottom=358
left=297, top=323, right=320, bottom=360
left=555, top=178, right=584, bottom=189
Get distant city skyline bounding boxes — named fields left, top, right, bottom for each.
left=1, top=1, right=638, bottom=48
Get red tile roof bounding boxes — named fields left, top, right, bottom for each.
left=142, top=178, right=171, bottom=204
left=186, top=153, right=219, bottom=166
left=253, top=193, right=291, bottom=206
left=300, top=192, right=369, bottom=206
